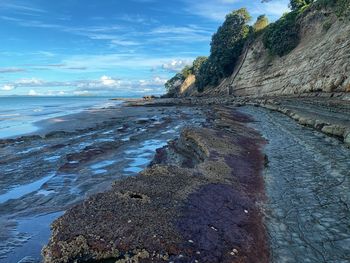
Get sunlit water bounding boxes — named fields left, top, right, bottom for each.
left=0, top=104, right=205, bottom=263
left=0, top=96, right=121, bottom=138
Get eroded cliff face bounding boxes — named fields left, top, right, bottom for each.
left=167, top=74, right=196, bottom=97
left=195, top=8, right=350, bottom=97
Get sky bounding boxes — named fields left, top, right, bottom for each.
left=0, top=0, right=289, bottom=97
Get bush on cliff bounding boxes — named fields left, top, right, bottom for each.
left=253, top=15, right=269, bottom=33
left=262, top=11, right=300, bottom=56
left=196, top=8, right=252, bottom=92
left=164, top=56, right=208, bottom=96
left=192, top=56, right=208, bottom=75
left=289, top=0, right=314, bottom=11
left=316, top=0, right=350, bottom=18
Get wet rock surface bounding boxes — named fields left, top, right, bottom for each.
left=0, top=105, right=205, bottom=263
left=240, top=106, right=350, bottom=263
left=42, top=106, right=269, bottom=263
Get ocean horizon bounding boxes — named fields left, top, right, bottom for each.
left=0, top=96, right=129, bottom=139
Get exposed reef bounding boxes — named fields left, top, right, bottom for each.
left=42, top=106, right=269, bottom=263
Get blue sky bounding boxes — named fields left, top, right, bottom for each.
left=0, top=0, right=289, bottom=96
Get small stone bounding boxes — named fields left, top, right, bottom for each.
left=188, top=240, right=194, bottom=243
left=244, top=210, right=249, bottom=214
left=230, top=248, right=239, bottom=256
left=127, top=220, right=132, bottom=223
left=210, top=226, right=218, bottom=231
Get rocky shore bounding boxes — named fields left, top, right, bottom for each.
left=127, top=93, right=350, bottom=147
left=42, top=105, right=269, bottom=263
left=41, top=94, right=350, bottom=263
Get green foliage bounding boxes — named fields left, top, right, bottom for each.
left=316, top=0, right=350, bottom=18
left=181, top=65, right=193, bottom=78
left=196, top=8, right=252, bottom=92
left=262, top=11, right=300, bottom=56
left=192, top=56, right=208, bottom=75
left=165, top=56, right=208, bottom=95
left=337, top=0, right=350, bottom=17
left=253, top=15, right=269, bottom=32
left=289, top=0, right=314, bottom=11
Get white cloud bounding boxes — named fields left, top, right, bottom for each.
left=0, top=67, right=26, bottom=73
left=0, top=3, right=46, bottom=14
left=100, top=75, right=120, bottom=86
left=16, top=78, right=43, bottom=85
left=1, top=84, right=15, bottom=91
left=28, top=89, right=39, bottom=96
left=162, top=60, right=192, bottom=72
left=3, top=74, right=168, bottom=96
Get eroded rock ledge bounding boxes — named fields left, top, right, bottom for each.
left=42, top=106, right=269, bottom=263
left=126, top=93, right=350, bottom=147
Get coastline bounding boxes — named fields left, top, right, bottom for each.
left=42, top=104, right=270, bottom=263
left=0, top=100, right=204, bottom=262
left=42, top=95, right=350, bottom=263
left=2, top=95, right=349, bottom=262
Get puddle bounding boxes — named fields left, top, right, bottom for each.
left=0, top=173, right=56, bottom=204
left=92, top=169, right=108, bottom=175
left=123, top=139, right=167, bottom=174
left=0, top=106, right=206, bottom=262
left=90, top=160, right=116, bottom=170
left=35, top=190, right=56, bottom=196
left=43, top=156, right=60, bottom=162
left=0, top=212, right=63, bottom=263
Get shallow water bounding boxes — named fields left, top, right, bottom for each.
left=0, top=96, right=120, bottom=138
left=0, top=106, right=205, bottom=262
left=240, top=106, right=350, bottom=263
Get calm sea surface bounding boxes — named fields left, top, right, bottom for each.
left=0, top=96, right=123, bottom=138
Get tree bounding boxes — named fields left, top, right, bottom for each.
left=262, top=0, right=314, bottom=11
left=262, top=11, right=300, bottom=56
left=253, top=15, right=269, bottom=32
left=192, top=56, right=208, bottom=75
left=181, top=65, right=193, bottom=78
left=196, top=8, right=252, bottom=91
left=289, top=0, right=314, bottom=10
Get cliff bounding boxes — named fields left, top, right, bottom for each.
left=188, top=7, right=350, bottom=97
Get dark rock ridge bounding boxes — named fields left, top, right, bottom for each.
left=126, top=94, right=350, bottom=147
left=42, top=106, right=269, bottom=263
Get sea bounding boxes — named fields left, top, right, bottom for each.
left=0, top=96, right=124, bottom=139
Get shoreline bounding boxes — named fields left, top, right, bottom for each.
left=42, top=94, right=350, bottom=263
left=0, top=97, right=123, bottom=140
left=2, top=94, right=349, bottom=262
left=0, top=102, right=205, bottom=262
left=42, top=104, right=270, bottom=263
